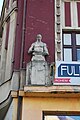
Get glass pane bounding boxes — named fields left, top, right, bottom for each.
left=64, top=34, right=71, bottom=45
left=77, top=49, right=80, bottom=61
left=64, top=48, right=72, bottom=61
left=44, top=116, right=80, bottom=120
left=76, top=34, right=80, bottom=45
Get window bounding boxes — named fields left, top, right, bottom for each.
left=63, top=32, right=80, bottom=61
left=43, top=112, right=80, bottom=120
left=44, top=115, right=80, bottom=120
left=62, top=0, right=80, bottom=28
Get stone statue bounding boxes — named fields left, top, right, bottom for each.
left=28, top=34, right=49, bottom=61
left=26, top=34, right=51, bottom=85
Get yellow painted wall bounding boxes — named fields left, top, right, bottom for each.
left=21, top=97, right=80, bottom=120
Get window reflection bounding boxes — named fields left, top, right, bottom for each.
left=63, top=32, right=80, bottom=61
left=76, top=34, right=80, bottom=45
left=64, top=34, right=71, bottom=45
left=77, top=49, right=80, bottom=61
left=64, top=48, right=72, bottom=61
left=44, top=115, right=80, bottom=120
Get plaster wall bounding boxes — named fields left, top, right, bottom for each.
left=4, top=98, right=18, bottom=120
left=0, top=80, right=11, bottom=103
left=4, top=101, right=13, bottom=120
left=22, top=97, right=80, bottom=120
left=0, top=23, right=7, bottom=83
left=5, top=11, right=17, bottom=81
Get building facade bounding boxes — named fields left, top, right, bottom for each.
left=0, top=0, right=80, bottom=120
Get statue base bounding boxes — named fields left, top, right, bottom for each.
left=26, top=61, right=52, bottom=85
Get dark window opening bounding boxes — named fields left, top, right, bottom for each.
left=5, top=18, right=10, bottom=50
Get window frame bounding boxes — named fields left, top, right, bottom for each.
left=43, top=111, right=80, bottom=120
left=63, top=31, right=80, bottom=61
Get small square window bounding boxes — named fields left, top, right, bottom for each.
left=64, top=48, right=72, bottom=61
left=77, top=49, right=80, bottom=61
left=76, top=34, right=80, bottom=45
left=63, top=34, right=71, bottom=45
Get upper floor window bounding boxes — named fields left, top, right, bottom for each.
left=61, top=0, right=80, bottom=28
left=63, top=32, right=80, bottom=61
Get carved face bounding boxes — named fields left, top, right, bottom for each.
left=36, top=34, right=42, bottom=42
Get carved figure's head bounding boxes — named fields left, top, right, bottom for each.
left=36, top=34, right=42, bottom=42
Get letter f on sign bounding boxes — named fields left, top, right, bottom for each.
left=61, top=66, right=67, bottom=76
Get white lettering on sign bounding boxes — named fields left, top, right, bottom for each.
left=55, top=61, right=80, bottom=85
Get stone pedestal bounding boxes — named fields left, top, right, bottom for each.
left=26, top=61, right=51, bottom=85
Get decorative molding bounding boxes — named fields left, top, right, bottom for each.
left=55, top=0, right=62, bottom=61
left=4, top=1, right=17, bottom=22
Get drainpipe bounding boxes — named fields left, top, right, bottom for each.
left=19, top=0, right=27, bottom=90
left=17, top=0, right=27, bottom=120
left=20, top=0, right=27, bottom=69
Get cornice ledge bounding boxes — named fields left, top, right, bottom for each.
left=24, top=85, right=80, bottom=93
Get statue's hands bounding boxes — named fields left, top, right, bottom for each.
left=32, top=52, right=36, bottom=55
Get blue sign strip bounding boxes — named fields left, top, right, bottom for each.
left=58, top=64, right=80, bottom=77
